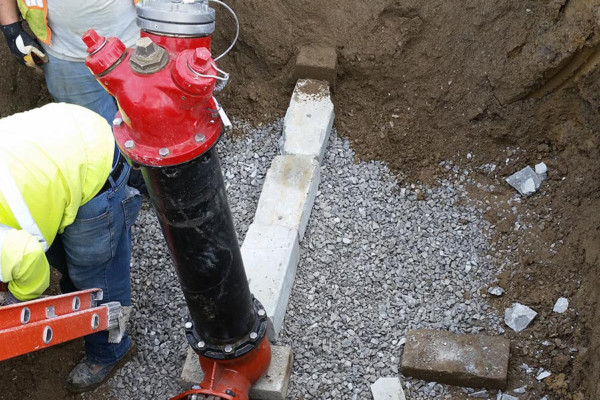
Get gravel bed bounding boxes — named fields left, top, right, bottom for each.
left=95, top=120, right=502, bottom=400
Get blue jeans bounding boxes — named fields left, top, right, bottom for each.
left=46, top=154, right=141, bottom=365
left=43, top=53, right=118, bottom=125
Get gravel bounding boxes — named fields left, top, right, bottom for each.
left=94, top=119, right=503, bottom=400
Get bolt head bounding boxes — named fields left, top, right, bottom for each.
left=130, top=37, right=168, bottom=73
left=124, top=140, right=135, bottom=149
left=249, top=332, right=258, bottom=340
left=113, top=118, right=123, bottom=126
left=197, top=341, right=205, bottom=349
left=185, top=322, right=192, bottom=329
left=136, top=37, right=157, bottom=58
left=195, top=134, right=206, bottom=143
left=257, top=309, right=266, bottom=317
left=159, top=148, right=170, bottom=157
left=224, top=345, right=233, bottom=353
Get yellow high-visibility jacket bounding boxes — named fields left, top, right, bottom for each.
left=0, top=103, right=114, bottom=300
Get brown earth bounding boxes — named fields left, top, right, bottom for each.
left=1, top=0, right=600, bottom=398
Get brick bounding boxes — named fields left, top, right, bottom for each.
left=293, top=46, right=337, bottom=88
left=401, top=329, right=510, bottom=389
left=254, top=155, right=320, bottom=240
left=180, top=345, right=293, bottom=400
left=243, top=223, right=300, bottom=338
left=370, top=377, right=406, bottom=400
left=282, top=79, right=334, bottom=163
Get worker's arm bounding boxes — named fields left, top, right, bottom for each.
left=0, top=0, right=19, bottom=25
left=1, top=228, right=50, bottom=303
left=0, top=0, right=47, bottom=68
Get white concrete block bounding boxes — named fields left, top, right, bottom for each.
left=180, top=345, right=293, bottom=400
left=254, top=155, right=320, bottom=240
left=282, top=79, right=334, bottom=163
left=370, top=377, right=406, bottom=400
left=243, top=224, right=300, bottom=338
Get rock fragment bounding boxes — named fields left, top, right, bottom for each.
left=504, top=303, right=537, bottom=332
left=505, top=166, right=542, bottom=196
left=468, top=390, right=489, bottom=398
left=536, top=369, right=551, bottom=381
left=553, top=297, right=568, bottom=313
left=535, top=162, right=548, bottom=179
left=488, top=286, right=505, bottom=296
left=370, top=377, right=406, bottom=400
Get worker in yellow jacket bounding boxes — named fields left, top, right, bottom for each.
left=0, top=103, right=141, bottom=392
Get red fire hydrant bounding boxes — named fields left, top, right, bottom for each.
left=83, top=1, right=271, bottom=399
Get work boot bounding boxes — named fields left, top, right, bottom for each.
left=66, top=341, right=137, bottom=393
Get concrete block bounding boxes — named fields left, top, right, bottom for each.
left=282, top=79, right=334, bottom=163
left=250, top=345, right=294, bottom=400
left=180, top=345, right=293, bottom=400
left=401, top=329, right=510, bottom=390
left=243, top=223, right=300, bottom=338
left=254, top=155, right=320, bottom=240
left=370, top=377, right=406, bottom=400
left=293, top=46, right=337, bottom=89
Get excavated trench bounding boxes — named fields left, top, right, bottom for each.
left=1, top=0, right=600, bottom=398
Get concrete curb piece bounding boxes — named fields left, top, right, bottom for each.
left=282, top=79, right=335, bottom=163
left=180, top=345, right=294, bottom=400
left=254, top=154, right=321, bottom=241
left=180, top=79, right=334, bottom=398
left=244, top=223, right=300, bottom=338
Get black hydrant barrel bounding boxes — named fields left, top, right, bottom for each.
left=143, top=146, right=256, bottom=345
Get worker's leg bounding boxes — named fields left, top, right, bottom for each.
left=45, top=236, right=78, bottom=294
left=60, top=160, right=141, bottom=368
left=42, top=53, right=118, bottom=125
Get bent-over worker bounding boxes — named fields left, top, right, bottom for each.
left=0, top=103, right=141, bottom=392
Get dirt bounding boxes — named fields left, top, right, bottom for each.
left=1, top=0, right=600, bottom=398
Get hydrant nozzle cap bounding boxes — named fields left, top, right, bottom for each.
left=82, top=29, right=106, bottom=54
left=189, top=47, right=212, bottom=74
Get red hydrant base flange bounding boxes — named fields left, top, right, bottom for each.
left=169, top=336, right=271, bottom=400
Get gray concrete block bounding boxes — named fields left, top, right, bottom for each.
left=243, top=223, right=300, bottom=338
left=254, top=155, right=320, bottom=240
left=401, top=329, right=510, bottom=390
left=180, top=345, right=293, bottom=400
left=282, top=79, right=334, bottom=163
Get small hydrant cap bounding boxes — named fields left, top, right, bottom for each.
left=82, top=29, right=106, bottom=54
left=189, top=47, right=212, bottom=74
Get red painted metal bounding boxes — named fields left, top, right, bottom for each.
left=84, top=29, right=221, bottom=167
left=0, top=288, right=99, bottom=330
left=0, top=308, right=110, bottom=361
left=169, top=336, right=272, bottom=400
left=84, top=22, right=272, bottom=399
left=0, top=289, right=111, bottom=361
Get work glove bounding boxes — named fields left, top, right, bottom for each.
left=0, top=21, right=48, bottom=69
left=2, top=291, right=22, bottom=306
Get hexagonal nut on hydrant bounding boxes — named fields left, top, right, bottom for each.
left=129, top=37, right=169, bottom=74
